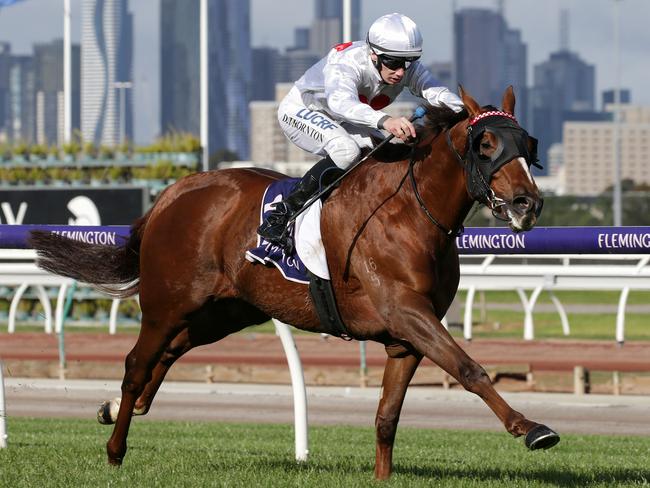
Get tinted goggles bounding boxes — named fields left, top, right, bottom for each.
left=379, top=54, right=420, bottom=70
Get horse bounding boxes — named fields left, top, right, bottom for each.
left=30, top=86, right=555, bottom=480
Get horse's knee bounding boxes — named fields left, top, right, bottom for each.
left=459, top=362, right=491, bottom=393
left=375, top=413, right=399, bottom=444
left=121, top=370, right=151, bottom=396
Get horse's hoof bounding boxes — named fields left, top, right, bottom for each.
left=107, top=457, right=123, bottom=467
left=525, top=424, right=560, bottom=450
left=97, top=398, right=120, bottom=425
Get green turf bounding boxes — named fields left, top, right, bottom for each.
left=448, top=310, right=650, bottom=341
left=457, top=289, right=650, bottom=306
left=0, top=418, right=649, bottom=487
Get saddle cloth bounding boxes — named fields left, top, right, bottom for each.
left=246, top=178, right=330, bottom=284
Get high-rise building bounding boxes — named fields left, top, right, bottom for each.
left=0, top=42, right=11, bottom=142
left=81, top=0, right=133, bottom=146
left=210, top=0, right=251, bottom=161
left=531, top=50, right=597, bottom=170
left=454, top=8, right=527, bottom=122
left=161, top=0, right=251, bottom=163
left=293, top=28, right=311, bottom=51
left=160, top=0, right=200, bottom=136
left=251, top=47, right=281, bottom=101
left=310, top=0, right=361, bottom=56
left=33, top=39, right=81, bottom=146
left=8, top=55, right=35, bottom=143
left=282, top=49, right=321, bottom=83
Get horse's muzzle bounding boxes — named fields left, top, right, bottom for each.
left=500, top=193, right=543, bottom=232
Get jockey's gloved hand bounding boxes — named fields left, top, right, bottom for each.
left=380, top=116, right=417, bottom=142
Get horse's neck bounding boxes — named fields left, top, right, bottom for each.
left=409, top=129, right=474, bottom=239
left=324, top=136, right=472, bottom=255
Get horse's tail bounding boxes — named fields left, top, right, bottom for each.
left=29, top=211, right=152, bottom=298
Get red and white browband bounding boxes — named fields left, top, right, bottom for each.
left=469, top=111, right=518, bottom=126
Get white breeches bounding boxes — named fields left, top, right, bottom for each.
left=277, top=86, right=383, bottom=169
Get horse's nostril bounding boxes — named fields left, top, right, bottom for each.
left=513, top=195, right=533, bottom=211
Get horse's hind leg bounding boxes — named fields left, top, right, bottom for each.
left=133, top=327, right=206, bottom=415
left=374, top=345, right=422, bottom=480
left=98, top=323, right=239, bottom=424
left=105, top=316, right=182, bottom=465
left=100, top=297, right=269, bottom=424
left=132, top=299, right=268, bottom=417
left=135, top=316, right=248, bottom=415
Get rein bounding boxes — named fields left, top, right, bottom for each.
left=407, top=146, right=462, bottom=238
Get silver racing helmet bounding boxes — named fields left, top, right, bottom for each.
left=366, top=13, right=423, bottom=58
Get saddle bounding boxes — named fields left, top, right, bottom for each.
left=246, top=178, right=351, bottom=340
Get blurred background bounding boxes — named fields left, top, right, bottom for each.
left=0, top=0, right=647, bottom=227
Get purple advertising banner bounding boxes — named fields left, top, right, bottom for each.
left=0, top=225, right=130, bottom=249
left=3, top=225, right=650, bottom=255
left=456, top=227, right=650, bottom=255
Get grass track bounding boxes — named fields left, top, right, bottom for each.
left=1, top=418, right=649, bottom=487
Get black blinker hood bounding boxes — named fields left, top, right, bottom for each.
left=464, top=115, right=541, bottom=203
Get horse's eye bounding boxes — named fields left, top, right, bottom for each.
left=481, top=142, right=492, bottom=150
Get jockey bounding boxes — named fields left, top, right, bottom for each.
left=257, top=12, right=464, bottom=244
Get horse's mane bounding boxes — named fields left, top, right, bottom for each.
left=420, top=104, right=469, bottom=137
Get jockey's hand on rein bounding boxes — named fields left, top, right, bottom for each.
left=382, top=116, right=417, bottom=142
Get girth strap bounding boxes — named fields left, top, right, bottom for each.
left=308, top=271, right=352, bottom=341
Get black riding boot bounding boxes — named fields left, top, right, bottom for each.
left=257, top=157, right=341, bottom=245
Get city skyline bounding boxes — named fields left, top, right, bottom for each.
left=0, top=0, right=647, bottom=145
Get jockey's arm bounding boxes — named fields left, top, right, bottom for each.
left=407, top=62, right=464, bottom=113
left=324, top=64, right=415, bottom=142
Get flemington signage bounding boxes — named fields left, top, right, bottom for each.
left=50, top=228, right=120, bottom=245
left=456, top=227, right=650, bottom=255
left=596, top=231, right=650, bottom=250
left=0, top=224, right=132, bottom=249
left=456, top=232, right=526, bottom=252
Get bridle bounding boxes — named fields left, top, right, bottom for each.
left=408, top=110, right=540, bottom=237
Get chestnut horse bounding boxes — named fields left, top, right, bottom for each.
left=31, top=86, right=557, bottom=480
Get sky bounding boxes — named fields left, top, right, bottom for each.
left=0, top=0, right=647, bottom=144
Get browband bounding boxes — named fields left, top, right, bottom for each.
left=469, top=111, right=517, bottom=126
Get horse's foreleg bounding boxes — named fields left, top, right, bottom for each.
left=106, top=319, right=182, bottom=465
left=391, top=294, right=559, bottom=449
left=374, top=345, right=422, bottom=481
